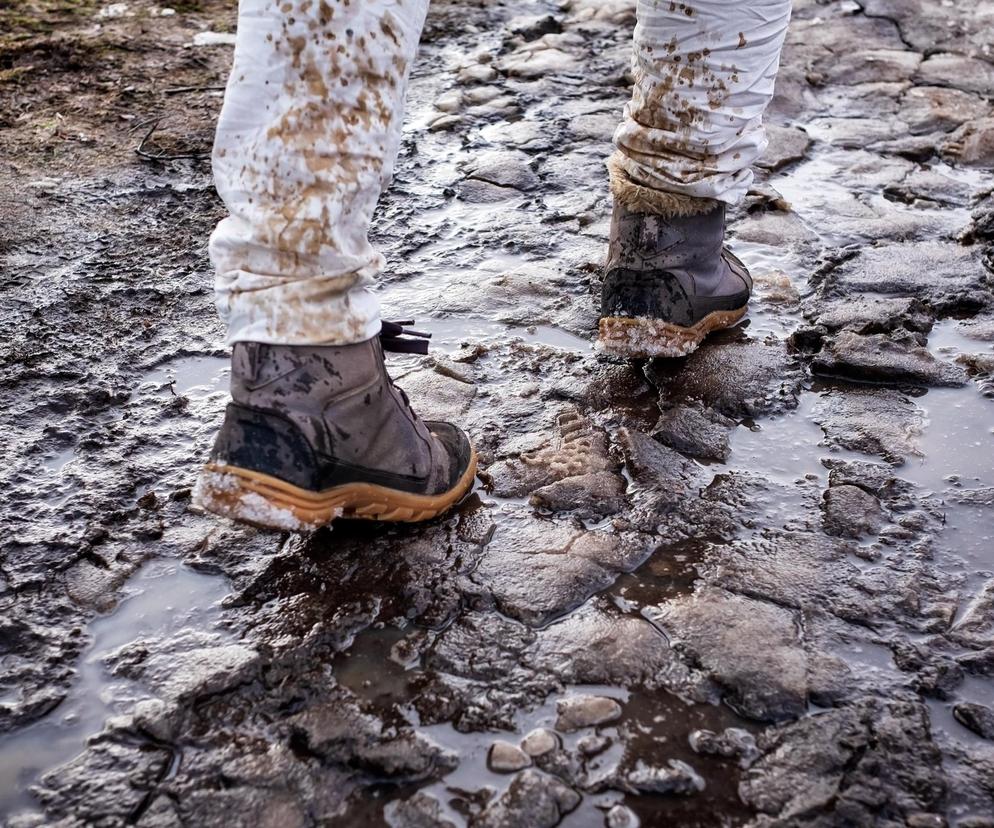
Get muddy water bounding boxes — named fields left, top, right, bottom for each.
left=0, top=562, right=230, bottom=814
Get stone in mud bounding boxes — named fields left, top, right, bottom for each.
left=489, top=740, right=532, bottom=772
left=650, top=588, right=807, bottom=722
left=813, top=49, right=921, bottom=85
left=64, top=559, right=129, bottom=612
left=433, top=89, right=464, bottom=113
left=486, top=409, right=615, bottom=498
left=605, top=804, right=640, bottom=828
left=951, top=580, right=994, bottom=649
left=532, top=601, right=711, bottom=698
left=812, top=331, right=968, bottom=387
left=808, top=296, right=933, bottom=336
left=498, top=42, right=579, bottom=79
left=900, top=87, right=990, bottom=135
left=623, top=759, right=705, bottom=796
left=652, top=405, right=736, bottom=462
left=173, top=786, right=313, bottom=828
left=464, top=150, right=538, bottom=192
left=614, top=428, right=701, bottom=531
left=647, top=337, right=802, bottom=419
left=689, top=727, right=760, bottom=768
left=732, top=210, right=818, bottom=250
left=428, top=113, right=463, bottom=132
left=155, top=644, right=259, bottom=702
left=287, top=699, right=454, bottom=781
left=943, top=118, right=994, bottom=168
left=566, top=0, right=636, bottom=25
left=824, top=459, right=915, bottom=504
left=555, top=695, right=622, bottom=732
left=132, top=697, right=181, bottom=742
left=812, top=388, right=924, bottom=465
left=509, top=14, right=562, bottom=41
left=425, top=610, right=535, bottom=682
left=529, top=470, right=626, bottom=519
left=384, top=792, right=456, bottom=828
left=568, top=110, right=618, bottom=142
left=756, top=124, right=811, bottom=171
left=823, top=241, right=992, bottom=312
left=470, top=518, right=641, bottom=625
left=752, top=270, right=800, bottom=306
left=916, top=53, right=994, bottom=96
left=395, top=367, right=477, bottom=421
left=822, top=484, right=884, bottom=539
left=953, top=703, right=994, bottom=741
left=740, top=699, right=945, bottom=823
left=522, top=728, right=558, bottom=757
left=33, top=740, right=173, bottom=825
left=577, top=734, right=611, bottom=757
left=708, top=531, right=956, bottom=634
left=470, top=769, right=580, bottom=828
left=457, top=178, right=524, bottom=203
left=891, top=639, right=965, bottom=700
left=887, top=171, right=973, bottom=210
left=805, top=115, right=904, bottom=150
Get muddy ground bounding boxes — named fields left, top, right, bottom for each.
left=2, top=0, right=994, bottom=825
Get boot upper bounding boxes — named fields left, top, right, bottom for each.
left=602, top=202, right=752, bottom=328
left=213, top=337, right=468, bottom=495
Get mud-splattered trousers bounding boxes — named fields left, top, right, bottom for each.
left=210, top=0, right=791, bottom=346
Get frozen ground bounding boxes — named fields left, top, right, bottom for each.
left=2, top=0, right=994, bottom=825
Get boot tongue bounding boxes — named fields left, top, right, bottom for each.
left=379, top=320, right=432, bottom=355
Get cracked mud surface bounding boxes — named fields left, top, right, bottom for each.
left=2, top=0, right=994, bottom=825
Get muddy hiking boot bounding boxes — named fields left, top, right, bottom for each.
left=194, top=323, right=477, bottom=531
left=597, top=201, right=752, bottom=359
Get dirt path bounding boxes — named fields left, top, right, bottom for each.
left=2, top=0, right=994, bottom=825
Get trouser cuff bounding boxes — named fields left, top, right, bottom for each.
left=607, top=152, right=720, bottom=219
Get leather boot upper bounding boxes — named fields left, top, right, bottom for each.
left=601, top=202, right=752, bottom=328
left=211, top=337, right=469, bottom=495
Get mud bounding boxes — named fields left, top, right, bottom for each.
left=2, top=0, right=994, bottom=826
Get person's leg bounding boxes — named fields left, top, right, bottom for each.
left=209, top=0, right=429, bottom=346
left=196, top=0, right=476, bottom=530
left=598, top=0, right=792, bottom=358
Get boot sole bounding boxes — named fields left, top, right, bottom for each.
left=192, top=446, right=478, bottom=531
left=595, top=307, right=747, bottom=359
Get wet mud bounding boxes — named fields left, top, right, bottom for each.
left=2, top=0, right=994, bottom=826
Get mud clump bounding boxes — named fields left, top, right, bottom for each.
left=812, top=331, right=968, bottom=387
left=647, top=337, right=803, bottom=419
left=821, top=484, right=884, bottom=538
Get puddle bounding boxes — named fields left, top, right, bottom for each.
left=143, top=356, right=230, bottom=398
left=381, top=314, right=593, bottom=355
left=0, top=560, right=230, bottom=815
left=335, top=614, right=754, bottom=828
left=727, top=390, right=864, bottom=485
left=41, top=446, right=77, bottom=474
left=608, top=540, right=706, bottom=611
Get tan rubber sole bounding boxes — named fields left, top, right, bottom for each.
left=193, top=447, right=478, bottom=531
left=595, top=307, right=748, bottom=359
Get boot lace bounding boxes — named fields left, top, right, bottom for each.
left=378, top=320, right=432, bottom=421
left=379, top=320, right=432, bottom=355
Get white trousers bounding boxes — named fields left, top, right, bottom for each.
left=612, top=0, right=791, bottom=206
left=210, top=0, right=791, bottom=346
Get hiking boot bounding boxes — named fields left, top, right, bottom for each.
left=193, top=326, right=477, bottom=531
left=597, top=201, right=752, bottom=359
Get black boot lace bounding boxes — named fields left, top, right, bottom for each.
left=378, top=320, right=432, bottom=422
left=379, top=320, right=432, bottom=355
